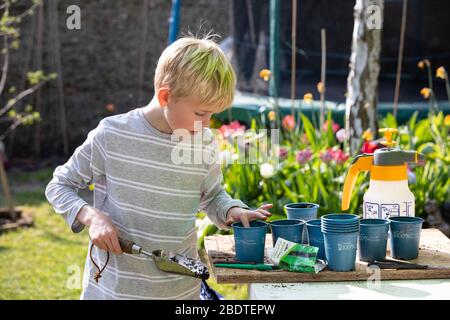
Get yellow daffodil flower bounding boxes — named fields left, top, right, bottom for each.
left=303, top=93, right=313, bottom=104
left=420, top=87, right=431, bottom=99
left=444, top=114, right=450, bottom=127
left=259, top=69, right=272, bottom=82
left=362, top=129, right=373, bottom=141
left=436, top=66, right=447, bottom=80
left=268, top=111, right=276, bottom=121
left=317, top=82, right=325, bottom=94
left=417, top=59, right=430, bottom=69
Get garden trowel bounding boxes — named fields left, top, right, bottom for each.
left=117, top=237, right=210, bottom=280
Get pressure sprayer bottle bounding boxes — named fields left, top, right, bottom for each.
left=341, top=128, right=425, bottom=219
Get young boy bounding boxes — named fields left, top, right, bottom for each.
left=45, top=35, right=272, bottom=300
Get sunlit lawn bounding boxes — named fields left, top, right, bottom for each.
left=0, top=169, right=247, bottom=300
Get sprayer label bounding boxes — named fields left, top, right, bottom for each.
left=365, top=202, right=403, bottom=219
left=381, top=204, right=400, bottom=219
left=364, top=202, right=380, bottom=219
left=402, top=201, right=413, bottom=216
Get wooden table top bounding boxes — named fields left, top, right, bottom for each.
left=205, top=228, right=450, bottom=284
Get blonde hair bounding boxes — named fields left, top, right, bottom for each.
left=154, top=34, right=236, bottom=112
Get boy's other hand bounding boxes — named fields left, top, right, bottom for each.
left=77, top=205, right=123, bottom=255
left=226, top=203, right=273, bottom=227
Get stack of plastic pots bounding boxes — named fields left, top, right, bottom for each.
left=321, top=214, right=360, bottom=272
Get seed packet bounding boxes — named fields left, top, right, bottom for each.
left=269, top=238, right=326, bottom=273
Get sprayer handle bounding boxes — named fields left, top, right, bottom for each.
left=341, top=153, right=373, bottom=211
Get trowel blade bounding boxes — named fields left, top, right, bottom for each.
left=152, top=250, right=210, bottom=280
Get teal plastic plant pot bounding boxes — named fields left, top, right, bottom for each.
left=306, top=219, right=326, bottom=260
left=358, top=219, right=390, bottom=262
left=388, top=216, right=423, bottom=260
left=232, top=220, right=268, bottom=263
left=284, top=203, right=319, bottom=221
left=270, top=219, right=305, bottom=247
left=284, top=203, right=319, bottom=243
left=323, top=230, right=359, bottom=272
left=321, top=213, right=360, bottom=225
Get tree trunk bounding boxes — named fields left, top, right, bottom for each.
left=48, top=0, right=69, bottom=155
left=345, top=0, right=384, bottom=154
left=0, top=149, right=16, bottom=221
left=137, top=0, right=149, bottom=106
left=34, top=3, right=44, bottom=156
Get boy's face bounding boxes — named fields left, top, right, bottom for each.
left=159, top=88, right=217, bottom=134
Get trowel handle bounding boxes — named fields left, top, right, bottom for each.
left=118, top=237, right=140, bottom=254
left=341, top=153, right=373, bottom=211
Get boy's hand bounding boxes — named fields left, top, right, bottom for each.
left=77, top=205, right=123, bottom=255
left=226, top=204, right=273, bottom=227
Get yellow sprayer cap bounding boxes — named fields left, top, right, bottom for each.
left=378, top=128, right=398, bottom=148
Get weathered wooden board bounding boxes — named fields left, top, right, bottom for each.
left=205, top=228, right=450, bottom=284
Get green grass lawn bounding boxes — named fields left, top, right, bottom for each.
left=0, top=169, right=247, bottom=300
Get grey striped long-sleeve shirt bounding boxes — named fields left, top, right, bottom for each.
left=45, top=107, right=248, bottom=300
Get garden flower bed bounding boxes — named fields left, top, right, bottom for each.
left=198, top=110, right=450, bottom=245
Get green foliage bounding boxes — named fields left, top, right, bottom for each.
left=27, top=70, right=56, bottom=86
left=0, top=2, right=54, bottom=140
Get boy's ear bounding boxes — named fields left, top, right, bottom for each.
left=156, top=87, right=171, bottom=107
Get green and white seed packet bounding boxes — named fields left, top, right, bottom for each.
left=268, top=238, right=327, bottom=273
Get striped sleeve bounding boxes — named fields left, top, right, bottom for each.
left=199, top=162, right=249, bottom=230
left=45, top=119, right=107, bottom=233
